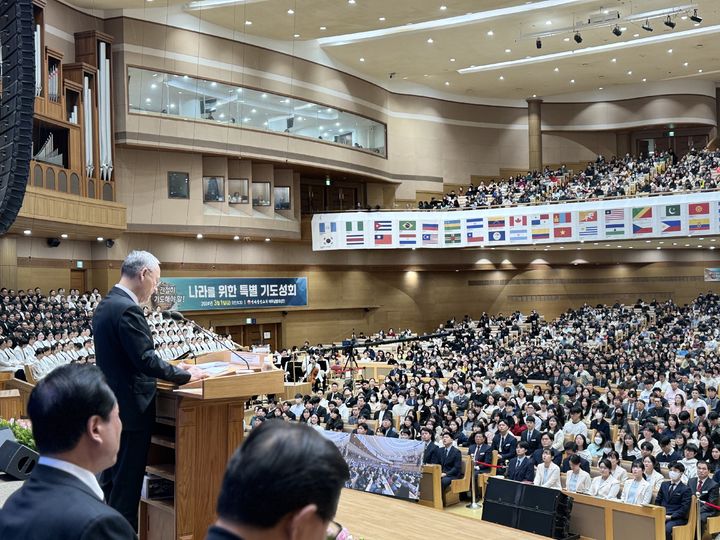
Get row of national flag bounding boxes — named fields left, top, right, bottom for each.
left=313, top=199, right=720, bottom=250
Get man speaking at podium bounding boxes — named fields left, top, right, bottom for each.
left=93, top=250, right=205, bottom=531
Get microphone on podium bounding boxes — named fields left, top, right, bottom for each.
left=161, top=310, right=251, bottom=370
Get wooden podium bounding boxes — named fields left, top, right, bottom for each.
left=140, top=353, right=284, bottom=540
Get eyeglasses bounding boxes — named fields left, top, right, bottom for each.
left=326, top=520, right=344, bottom=540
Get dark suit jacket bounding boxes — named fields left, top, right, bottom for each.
left=506, top=456, right=535, bottom=482
left=520, top=428, right=542, bottom=453
left=469, top=443, right=493, bottom=472
left=655, top=481, right=692, bottom=521
left=423, top=442, right=442, bottom=465
left=382, top=427, right=399, bottom=438
left=560, top=455, right=591, bottom=473
left=492, top=432, right=518, bottom=463
left=440, top=446, right=462, bottom=479
left=93, top=287, right=191, bottom=429
left=374, top=409, right=393, bottom=423
left=205, top=525, right=242, bottom=540
left=688, top=477, right=719, bottom=517
left=0, top=464, right=137, bottom=539
left=531, top=447, right=562, bottom=466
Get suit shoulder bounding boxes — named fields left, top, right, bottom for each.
left=80, top=510, right=137, bottom=540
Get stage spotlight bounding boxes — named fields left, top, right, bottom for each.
left=573, top=32, right=582, bottom=43
left=664, top=16, right=676, bottom=29
left=642, top=20, right=653, bottom=32
left=536, top=38, right=542, bottom=49
left=690, top=9, right=702, bottom=24
left=612, top=25, right=622, bottom=37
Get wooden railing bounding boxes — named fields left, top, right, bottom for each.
left=28, top=160, right=115, bottom=201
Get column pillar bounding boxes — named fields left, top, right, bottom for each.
left=527, top=98, right=543, bottom=171
left=713, top=87, right=720, bottom=143
left=0, top=236, right=18, bottom=290
left=616, top=131, right=632, bottom=157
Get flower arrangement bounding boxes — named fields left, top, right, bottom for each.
left=0, top=417, right=36, bottom=451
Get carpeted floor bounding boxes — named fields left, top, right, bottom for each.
left=0, top=474, right=23, bottom=507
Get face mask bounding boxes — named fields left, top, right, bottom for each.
left=669, top=471, right=681, bottom=481
left=594, top=437, right=603, bottom=445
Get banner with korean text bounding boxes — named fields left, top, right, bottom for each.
left=152, top=277, right=308, bottom=311
left=312, top=192, right=720, bottom=250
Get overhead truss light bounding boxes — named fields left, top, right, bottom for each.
left=690, top=9, right=702, bottom=24
left=536, top=38, right=542, bottom=49
left=664, top=16, right=676, bottom=29
left=612, top=25, right=623, bottom=36
left=573, top=32, right=582, bottom=43
left=642, top=19, right=653, bottom=32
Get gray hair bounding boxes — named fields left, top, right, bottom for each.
left=120, top=250, right=160, bottom=278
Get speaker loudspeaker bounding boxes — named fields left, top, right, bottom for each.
left=0, top=440, right=39, bottom=480
left=46, top=237, right=61, bottom=248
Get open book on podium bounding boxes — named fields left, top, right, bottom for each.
left=158, top=349, right=284, bottom=399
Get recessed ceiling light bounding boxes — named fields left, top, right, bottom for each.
left=287, top=8, right=294, bottom=14
left=698, top=69, right=703, bottom=73
left=642, top=78, right=647, bottom=82
left=150, top=83, right=157, bottom=89
left=563, top=37, right=570, bottom=42
left=667, top=48, right=673, bottom=53
left=23, top=229, right=31, bottom=235
left=499, top=75, right=504, bottom=80
left=570, top=79, right=575, bottom=83
left=427, top=37, right=434, bottom=43
left=378, top=17, right=385, bottom=21
left=627, top=70, right=633, bottom=75
left=210, top=82, right=217, bottom=87
left=611, top=58, right=617, bottom=62
left=553, top=67, right=559, bottom=72
left=359, top=57, right=365, bottom=62
left=233, top=235, right=240, bottom=241
left=684, top=61, right=689, bottom=66
left=620, top=27, right=627, bottom=32
left=633, top=33, right=639, bottom=38
left=348, top=0, right=355, bottom=4
left=681, top=15, right=688, bottom=21
left=487, top=30, right=494, bottom=36
left=293, top=33, right=300, bottom=38
left=450, top=57, right=456, bottom=62
left=145, top=98, right=151, bottom=103
left=196, top=234, right=203, bottom=239
left=97, top=237, right=104, bottom=242
left=505, top=48, right=511, bottom=53
left=532, top=94, right=537, bottom=97
left=245, top=20, right=252, bottom=25
left=440, top=5, right=447, bottom=10
left=320, top=26, right=327, bottom=30
left=657, top=246, right=662, bottom=250
left=61, top=233, right=68, bottom=239
left=645, top=240, right=651, bottom=243
left=444, top=81, right=450, bottom=85
left=545, top=20, right=552, bottom=25
left=711, top=246, right=717, bottom=250
left=265, top=238, right=271, bottom=242
left=598, top=87, right=603, bottom=90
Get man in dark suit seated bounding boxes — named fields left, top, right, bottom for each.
left=560, top=441, right=591, bottom=473
left=492, top=418, right=518, bottom=470
left=531, top=432, right=562, bottom=466
left=421, top=427, right=441, bottom=465
left=687, top=461, right=719, bottom=531
left=439, top=431, right=463, bottom=490
left=374, top=399, right=394, bottom=425
left=520, top=416, right=542, bottom=453
left=206, top=422, right=349, bottom=540
left=378, top=418, right=399, bottom=438
left=0, top=364, right=136, bottom=539
left=93, top=250, right=206, bottom=531
left=655, top=461, right=692, bottom=540
left=506, top=441, right=535, bottom=483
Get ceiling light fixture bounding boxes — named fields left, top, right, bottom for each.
left=450, top=57, right=456, bottom=61
left=61, top=233, right=68, bottom=239
left=440, top=5, right=447, bottom=10
left=233, top=235, right=240, bottom=241
left=505, top=48, right=511, bottom=53
left=612, top=25, right=623, bottom=37
left=457, top=23, right=720, bottom=74
left=664, top=16, right=676, bottom=29
left=196, top=234, right=203, bottom=239
left=573, top=32, right=582, bottom=43
left=642, top=19, right=653, bottom=32
left=318, top=0, right=593, bottom=47
left=245, top=20, right=252, bottom=25
left=379, top=17, right=385, bottom=21
left=427, top=37, right=434, bottom=43
left=320, top=26, right=327, bottom=30
left=690, top=9, right=702, bottom=24
left=287, top=8, right=294, bottom=14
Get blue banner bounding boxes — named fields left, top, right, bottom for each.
left=153, top=277, right=308, bottom=311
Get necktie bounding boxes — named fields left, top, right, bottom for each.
left=698, top=480, right=703, bottom=494
left=669, top=484, right=675, bottom=497
left=501, top=436, right=505, bottom=448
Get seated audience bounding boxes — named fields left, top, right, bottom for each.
left=655, top=462, right=692, bottom=540
left=620, top=459, right=653, bottom=505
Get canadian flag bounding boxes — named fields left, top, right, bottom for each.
left=512, top=216, right=527, bottom=226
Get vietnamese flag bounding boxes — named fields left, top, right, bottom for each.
left=689, top=202, right=710, bottom=215
left=554, top=226, right=572, bottom=238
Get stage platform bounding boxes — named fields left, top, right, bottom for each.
left=335, top=488, right=546, bottom=540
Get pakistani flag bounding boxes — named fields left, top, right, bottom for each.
left=400, top=220, right=416, bottom=231
left=665, top=205, right=680, bottom=217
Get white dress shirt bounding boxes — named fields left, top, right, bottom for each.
left=38, top=456, right=104, bottom=500
left=114, top=283, right=139, bottom=305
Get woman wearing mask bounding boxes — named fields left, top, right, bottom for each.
left=589, top=459, right=621, bottom=499
left=588, top=432, right=610, bottom=459
left=621, top=460, right=653, bottom=504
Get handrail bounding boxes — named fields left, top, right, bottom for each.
left=312, top=187, right=720, bottom=214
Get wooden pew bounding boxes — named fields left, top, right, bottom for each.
left=445, top=455, right=472, bottom=506
left=672, top=495, right=697, bottom=540
left=419, top=454, right=474, bottom=509
left=0, top=389, right=23, bottom=420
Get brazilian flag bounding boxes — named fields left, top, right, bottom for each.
left=400, top=220, right=416, bottom=231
